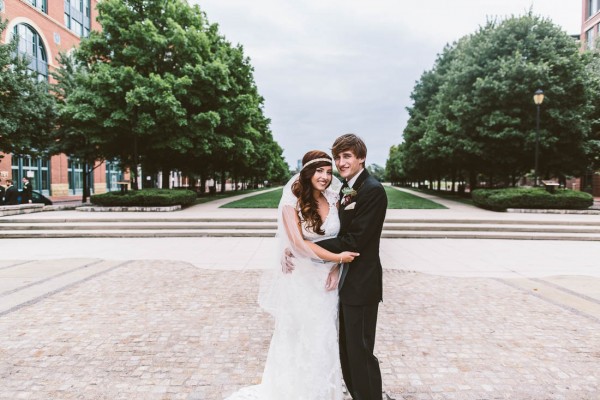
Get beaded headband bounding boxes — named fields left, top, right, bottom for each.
left=301, top=157, right=332, bottom=170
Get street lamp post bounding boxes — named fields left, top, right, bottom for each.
left=533, top=89, right=545, bottom=186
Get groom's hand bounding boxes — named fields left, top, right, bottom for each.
left=281, top=247, right=295, bottom=273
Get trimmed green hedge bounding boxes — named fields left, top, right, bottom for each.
left=91, top=189, right=197, bottom=207
left=472, top=188, right=593, bottom=212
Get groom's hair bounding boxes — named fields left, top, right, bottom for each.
left=332, top=133, right=367, bottom=165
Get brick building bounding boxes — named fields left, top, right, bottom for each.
left=581, top=0, right=600, bottom=196
left=1, top=0, right=123, bottom=201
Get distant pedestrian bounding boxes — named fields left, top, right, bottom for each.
left=22, top=177, right=33, bottom=204
left=0, top=179, right=5, bottom=205
left=5, top=179, right=18, bottom=205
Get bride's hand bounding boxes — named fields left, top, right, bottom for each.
left=281, top=247, right=295, bottom=274
left=325, top=264, right=341, bottom=291
left=338, top=251, right=359, bottom=264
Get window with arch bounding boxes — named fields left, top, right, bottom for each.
left=13, top=24, right=48, bottom=81
left=25, top=0, right=47, bottom=13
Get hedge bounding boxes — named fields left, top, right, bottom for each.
left=471, top=188, right=593, bottom=212
left=91, top=189, right=197, bottom=207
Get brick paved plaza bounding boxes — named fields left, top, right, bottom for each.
left=1, top=258, right=599, bottom=400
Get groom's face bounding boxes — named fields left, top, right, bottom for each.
left=334, top=150, right=365, bottom=181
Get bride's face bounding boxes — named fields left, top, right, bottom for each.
left=311, top=165, right=333, bottom=191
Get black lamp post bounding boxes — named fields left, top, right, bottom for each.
left=533, top=89, right=545, bottom=186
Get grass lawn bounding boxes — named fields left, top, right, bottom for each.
left=220, top=187, right=284, bottom=208
left=194, top=187, right=267, bottom=205
left=220, top=186, right=445, bottom=209
left=385, top=186, right=446, bottom=209
left=411, top=187, right=474, bottom=206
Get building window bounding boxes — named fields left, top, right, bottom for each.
left=586, top=28, right=595, bottom=50
left=13, top=24, right=48, bottom=81
left=25, top=0, right=47, bottom=13
left=105, top=161, right=124, bottom=192
left=68, top=158, right=84, bottom=194
left=67, top=158, right=95, bottom=195
left=64, top=0, right=91, bottom=37
left=11, top=156, right=51, bottom=195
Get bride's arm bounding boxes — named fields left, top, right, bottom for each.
left=281, top=205, right=358, bottom=264
left=305, top=241, right=358, bottom=264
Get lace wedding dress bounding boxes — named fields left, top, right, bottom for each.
left=225, top=188, right=343, bottom=400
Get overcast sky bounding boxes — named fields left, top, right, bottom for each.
left=193, top=0, right=581, bottom=168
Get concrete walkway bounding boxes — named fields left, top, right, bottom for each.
left=1, top=188, right=599, bottom=399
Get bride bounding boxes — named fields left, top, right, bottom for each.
left=225, top=150, right=359, bottom=400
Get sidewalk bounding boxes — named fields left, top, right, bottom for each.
left=1, top=188, right=599, bottom=399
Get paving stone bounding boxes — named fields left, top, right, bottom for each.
left=0, top=261, right=598, bottom=399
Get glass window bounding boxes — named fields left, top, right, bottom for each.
left=67, top=158, right=94, bottom=195
left=26, top=0, right=47, bottom=13
left=68, top=158, right=84, bottom=194
left=10, top=156, right=51, bottom=195
left=13, top=24, right=48, bottom=81
left=105, top=161, right=124, bottom=192
left=65, top=0, right=91, bottom=37
left=587, top=29, right=595, bottom=50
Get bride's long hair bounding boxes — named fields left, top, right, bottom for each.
left=292, top=150, right=333, bottom=235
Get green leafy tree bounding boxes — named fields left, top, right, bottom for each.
left=0, top=18, right=56, bottom=157
left=54, top=0, right=286, bottom=190
left=367, top=163, right=386, bottom=182
left=51, top=53, right=106, bottom=202
left=394, top=13, right=592, bottom=189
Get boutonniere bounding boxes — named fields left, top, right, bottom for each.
left=341, top=187, right=357, bottom=206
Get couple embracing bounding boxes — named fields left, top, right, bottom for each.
left=226, top=134, right=388, bottom=400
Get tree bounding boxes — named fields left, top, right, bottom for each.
left=393, top=13, right=592, bottom=189
left=51, top=53, right=106, bottom=202
left=54, top=0, right=287, bottom=191
left=0, top=18, right=56, bottom=157
left=367, top=163, right=386, bottom=182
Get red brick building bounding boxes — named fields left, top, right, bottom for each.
left=581, top=0, right=600, bottom=196
left=1, top=0, right=123, bottom=200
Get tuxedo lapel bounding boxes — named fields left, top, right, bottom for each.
left=351, top=169, right=369, bottom=191
left=337, top=170, right=370, bottom=292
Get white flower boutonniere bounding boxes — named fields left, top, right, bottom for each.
left=341, top=187, right=357, bottom=206
left=341, top=187, right=357, bottom=197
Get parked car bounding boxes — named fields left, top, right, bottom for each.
left=17, top=190, right=53, bottom=206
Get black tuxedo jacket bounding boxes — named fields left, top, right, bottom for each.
left=5, top=186, right=18, bottom=205
left=319, top=170, right=387, bottom=305
left=22, top=182, right=32, bottom=202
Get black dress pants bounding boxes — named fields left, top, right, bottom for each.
left=339, top=303, right=381, bottom=400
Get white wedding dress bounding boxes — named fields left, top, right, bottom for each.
left=225, top=188, right=343, bottom=400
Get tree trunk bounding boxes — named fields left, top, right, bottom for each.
left=81, top=163, right=89, bottom=203
left=200, top=176, right=206, bottom=195
left=162, top=168, right=170, bottom=189
left=469, top=171, right=477, bottom=192
left=220, top=170, right=226, bottom=193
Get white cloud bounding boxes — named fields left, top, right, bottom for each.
left=194, top=0, right=580, bottom=167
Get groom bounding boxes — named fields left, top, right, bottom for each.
left=320, top=133, right=388, bottom=400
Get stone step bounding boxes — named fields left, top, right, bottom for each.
left=3, top=215, right=600, bottom=240
left=4, top=216, right=600, bottom=226
left=2, top=221, right=600, bottom=234
left=0, top=222, right=277, bottom=231
left=1, top=229, right=600, bottom=241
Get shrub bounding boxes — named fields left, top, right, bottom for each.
left=91, top=189, right=197, bottom=207
left=472, top=188, right=593, bottom=212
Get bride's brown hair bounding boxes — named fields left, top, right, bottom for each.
left=292, top=150, right=333, bottom=235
